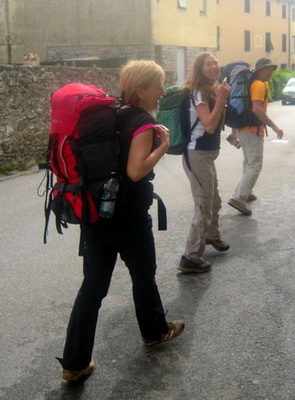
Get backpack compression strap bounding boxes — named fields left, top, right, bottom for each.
left=43, top=169, right=55, bottom=244
left=153, top=192, right=167, bottom=231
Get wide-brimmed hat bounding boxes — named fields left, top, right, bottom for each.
left=255, top=58, right=277, bottom=72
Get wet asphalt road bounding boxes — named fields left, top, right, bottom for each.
left=1, top=101, right=295, bottom=399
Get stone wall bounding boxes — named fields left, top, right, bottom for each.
left=0, top=65, right=121, bottom=167
left=46, top=44, right=214, bottom=78
left=186, top=47, right=214, bottom=74
left=156, top=45, right=215, bottom=81
left=0, top=64, right=175, bottom=167
left=47, top=45, right=156, bottom=65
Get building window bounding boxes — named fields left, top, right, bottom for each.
left=281, top=64, right=287, bottom=70
left=292, top=7, right=295, bottom=22
left=266, top=1, right=271, bottom=16
left=292, top=36, right=295, bottom=53
left=265, top=32, right=274, bottom=51
left=200, top=0, right=206, bottom=14
left=282, top=34, right=287, bottom=53
left=178, top=0, right=187, bottom=8
left=245, top=0, right=250, bottom=13
left=217, top=26, right=220, bottom=51
left=244, top=30, right=251, bottom=52
left=282, top=4, right=286, bottom=19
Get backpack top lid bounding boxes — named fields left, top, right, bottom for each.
left=158, top=85, right=189, bottom=110
left=222, top=61, right=251, bottom=85
left=50, top=83, right=116, bottom=136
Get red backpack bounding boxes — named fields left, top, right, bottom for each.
left=42, top=83, right=119, bottom=243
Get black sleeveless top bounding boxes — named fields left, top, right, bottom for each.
left=116, top=106, right=156, bottom=213
left=189, top=94, right=222, bottom=151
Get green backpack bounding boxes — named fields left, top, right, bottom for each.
left=157, top=86, right=198, bottom=155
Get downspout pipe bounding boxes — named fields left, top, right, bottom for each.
left=5, top=0, right=12, bottom=64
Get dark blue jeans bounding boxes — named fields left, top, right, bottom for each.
left=58, top=211, right=168, bottom=370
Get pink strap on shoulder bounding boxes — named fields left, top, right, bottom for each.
left=132, top=124, right=155, bottom=138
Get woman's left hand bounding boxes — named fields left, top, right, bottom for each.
left=127, top=125, right=170, bottom=181
left=155, top=124, right=170, bottom=148
left=215, top=78, right=231, bottom=102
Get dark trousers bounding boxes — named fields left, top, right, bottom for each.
left=58, top=211, right=168, bottom=370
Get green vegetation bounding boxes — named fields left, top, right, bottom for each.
left=0, top=162, right=28, bottom=176
left=269, top=69, right=295, bottom=100
left=91, top=63, right=101, bottom=70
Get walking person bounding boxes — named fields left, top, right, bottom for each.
left=228, top=58, right=284, bottom=215
left=178, top=52, right=231, bottom=273
left=57, top=60, right=185, bottom=382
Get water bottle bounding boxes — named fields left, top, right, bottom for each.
left=99, top=176, right=119, bottom=218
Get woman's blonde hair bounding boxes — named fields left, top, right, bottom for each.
left=120, top=60, right=165, bottom=105
left=183, top=52, right=218, bottom=102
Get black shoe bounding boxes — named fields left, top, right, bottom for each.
left=206, top=238, right=230, bottom=252
left=178, top=256, right=211, bottom=273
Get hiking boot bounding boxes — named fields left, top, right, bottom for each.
left=143, top=320, right=185, bottom=346
left=178, top=256, right=211, bottom=273
left=206, top=238, right=230, bottom=252
left=247, top=193, right=257, bottom=202
left=61, top=361, right=95, bottom=382
left=228, top=198, right=252, bottom=215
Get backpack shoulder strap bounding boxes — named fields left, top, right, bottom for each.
left=190, top=93, right=200, bottom=132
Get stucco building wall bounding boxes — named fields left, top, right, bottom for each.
left=0, top=0, right=217, bottom=79
left=3, top=0, right=153, bottom=63
left=217, top=0, right=294, bottom=69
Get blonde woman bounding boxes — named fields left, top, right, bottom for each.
left=179, top=53, right=231, bottom=273
left=57, top=60, right=184, bottom=382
